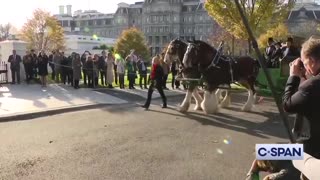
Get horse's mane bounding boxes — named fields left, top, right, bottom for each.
left=193, top=40, right=217, bottom=54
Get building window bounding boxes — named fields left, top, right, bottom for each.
left=174, top=27, right=178, bottom=33
left=188, top=27, right=191, bottom=33
left=155, top=47, right=160, bottom=54
left=156, top=36, right=159, bottom=44
left=162, top=36, right=167, bottom=44
left=159, top=27, right=163, bottom=33
left=160, top=16, right=163, bottom=22
left=189, top=16, right=192, bottom=22
left=199, top=27, right=203, bottom=33
left=149, top=36, right=152, bottom=44
left=199, top=15, right=203, bottom=21
left=88, top=20, right=93, bottom=26
left=96, top=20, right=102, bottom=26
left=173, top=16, right=177, bottom=22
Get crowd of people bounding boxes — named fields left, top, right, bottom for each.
left=265, top=37, right=301, bottom=68
left=7, top=49, right=187, bottom=90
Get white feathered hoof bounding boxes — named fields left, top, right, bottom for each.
left=194, top=104, right=202, bottom=111
left=201, top=91, right=218, bottom=114
left=220, top=94, right=231, bottom=108
left=242, top=90, right=254, bottom=112
left=179, top=103, right=190, bottom=112
left=241, top=104, right=253, bottom=112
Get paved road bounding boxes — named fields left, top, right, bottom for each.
left=0, top=94, right=293, bottom=180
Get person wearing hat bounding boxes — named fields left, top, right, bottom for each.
left=270, top=42, right=283, bottom=68
left=265, top=37, right=276, bottom=68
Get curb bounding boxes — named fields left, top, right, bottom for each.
left=0, top=103, right=114, bottom=122
left=0, top=94, right=186, bottom=123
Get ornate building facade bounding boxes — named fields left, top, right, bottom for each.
left=55, top=0, right=218, bottom=55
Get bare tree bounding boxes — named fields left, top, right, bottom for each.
left=0, top=23, right=12, bottom=41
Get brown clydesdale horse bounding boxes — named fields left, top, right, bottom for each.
left=181, top=40, right=260, bottom=113
left=164, top=39, right=205, bottom=112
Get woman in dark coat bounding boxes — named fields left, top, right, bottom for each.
left=141, top=54, right=167, bottom=110
left=37, top=51, right=49, bottom=87
left=72, top=53, right=81, bottom=89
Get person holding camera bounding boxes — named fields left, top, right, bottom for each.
left=282, top=37, right=320, bottom=161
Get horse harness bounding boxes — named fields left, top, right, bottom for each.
left=207, top=41, right=237, bottom=84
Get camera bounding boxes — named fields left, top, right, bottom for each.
left=298, top=59, right=305, bottom=68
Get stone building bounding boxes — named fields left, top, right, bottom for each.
left=55, top=0, right=218, bottom=55
left=287, top=0, right=320, bottom=39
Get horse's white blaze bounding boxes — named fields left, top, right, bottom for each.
left=201, top=91, right=218, bottom=114
left=242, top=90, right=254, bottom=111
left=215, top=89, right=224, bottom=102
left=180, top=90, right=192, bottom=112
left=220, top=90, right=231, bottom=108
left=193, top=88, right=203, bottom=111
left=182, top=44, right=192, bottom=68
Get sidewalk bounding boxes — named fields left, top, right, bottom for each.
left=0, top=83, right=186, bottom=121
left=0, top=84, right=128, bottom=120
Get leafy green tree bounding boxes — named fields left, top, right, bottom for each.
left=258, top=23, right=289, bottom=48
left=205, top=0, right=295, bottom=52
left=21, top=9, right=65, bottom=52
left=114, top=27, right=150, bottom=60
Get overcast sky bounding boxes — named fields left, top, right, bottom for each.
left=0, top=0, right=139, bottom=30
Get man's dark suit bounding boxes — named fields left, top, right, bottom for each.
left=8, top=54, right=22, bottom=84
left=283, top=75, right=320, bottom=159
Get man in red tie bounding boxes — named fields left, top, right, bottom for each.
left=8, top=50, right=22, bottom=84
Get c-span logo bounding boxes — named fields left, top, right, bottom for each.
left=256, top=144, right=304, bottom=160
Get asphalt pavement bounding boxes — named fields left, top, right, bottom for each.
left=0, top=94, right=293, bottom=180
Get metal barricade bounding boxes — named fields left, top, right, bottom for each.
left=0, top=61, right=8, bottom=84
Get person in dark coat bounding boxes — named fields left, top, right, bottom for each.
left=37, top=50, right=49, bottom=87
left=86, top=56, right=94, bottom=88
left=72, top=53, right=81, bottom=89
left=170, top=61, right=180, bottom=89
left=8, top=50, right=22, bottom=84
left=60, top=52, right=69, bottom=85
left=30, top=49, right=38, bottom=79
left=141, top=55, right=167, bottom=110
left=271, top=42, right=283, bottom=68
left=67, top=53, right=74, bottom=86
left=282, top=37, right=320, bottom=160
left=265, top=37, right=276, bottom=68
left=282, top=37, right=300, bottom=61
left=137, top=56, right=148, bottom=89
left=81, top=51, right=91, bottom=86
left=98, top=50, right=106, bottom=86
left=23, top=51, right=33, bottom=84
